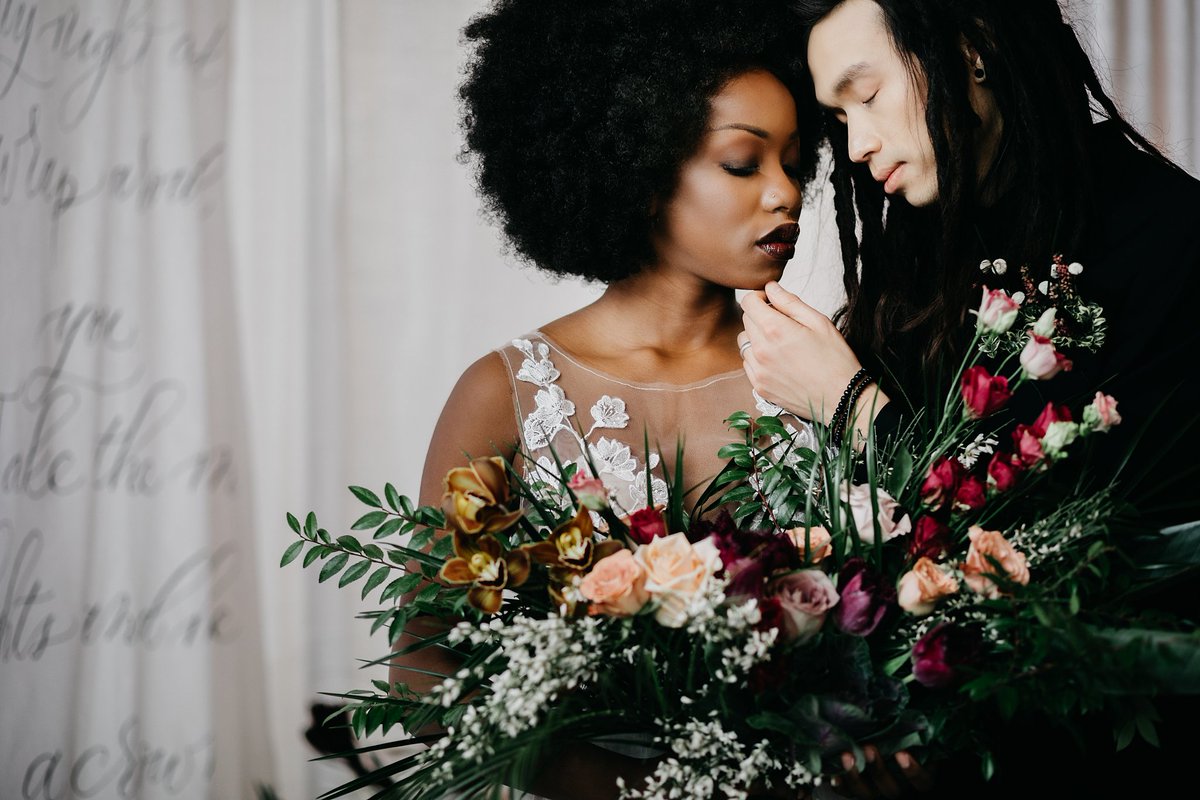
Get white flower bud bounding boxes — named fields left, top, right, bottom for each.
left=979, top=259, right=992, bottom=272
left=1038, top=280, right=1050, bottom=295
left=1011, top=291, right=1026, bottom=304
left=1033, top=307, right=1057, bottom=337
left=1068, top=261, right=1083, bottom=275
left=992, top=257, right=1007, bottom=275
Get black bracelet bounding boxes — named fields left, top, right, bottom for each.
left=831, top=368, right=872, bottom=444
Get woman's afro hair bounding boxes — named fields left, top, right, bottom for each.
left=460, top=0, right=818, bottom=283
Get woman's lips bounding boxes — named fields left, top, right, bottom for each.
left=756, top=223, right=799, bottom=261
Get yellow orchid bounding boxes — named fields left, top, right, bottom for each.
left=438, top=531, right=531, bottom=614
left=442, top=456, right=524, bottom=535
left=523, top=505, right=622, bottom=572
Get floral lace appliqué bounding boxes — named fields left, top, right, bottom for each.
left=513, top=338, right=667, bottom=515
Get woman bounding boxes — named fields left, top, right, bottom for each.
left=739, top=0, right=1200, bottom=796
left=393, top=1, right=824, bottom=797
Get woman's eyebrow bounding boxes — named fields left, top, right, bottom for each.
left=710, top=123, right=800, bottom=140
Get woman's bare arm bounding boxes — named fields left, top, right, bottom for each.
left=389, top=352, right=518, bottom=697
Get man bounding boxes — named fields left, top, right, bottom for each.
left=739, top=0, right=1200, bottom=796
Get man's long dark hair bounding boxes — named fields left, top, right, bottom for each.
left=793, top=0, right=1180, bottom=390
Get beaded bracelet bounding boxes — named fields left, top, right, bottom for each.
left=830, top=368, right=873, bottom=444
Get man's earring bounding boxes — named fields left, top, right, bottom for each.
left=973, top=59, right=987, bottom=82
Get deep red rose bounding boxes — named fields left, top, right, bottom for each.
left=756, top=594, right=785, bottom=634
left=953, top=475, right=987, bottom=512
left=910, top=516, right=952, bottom=560
left=920, top=457, right=964, bottom=511
left=912, top=623, right=983, bottom=688
left=1012, top=425, right=1045, bottom=467
left=1031, top=402, right=1073, bottom=438
left=987, top=452, right=1023, bottom=493
left=960, top=366, right=1012, bottom=419
left=628, top=507, right=667, bottom=545
left=832, top=558, right=895, bottom=637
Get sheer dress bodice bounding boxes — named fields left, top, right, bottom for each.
left=495, top=331, right=815, bottom=518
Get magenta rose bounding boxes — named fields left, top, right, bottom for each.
left=912, top=623, right=983, bottom=688
left=920, top=457, right=963, bottom=511
left=628, top=507, right=668, bottom=545
left=1031, top=402, right=1073, bottom=438
left=953, top=474, right=987, bottom=512
left=910, top=515, right=952, bottom=560
left=832, top=558, right=894, bottom=637
left=769, top=569, right=840, bottom=643
left=1012, top=424, right=1046, bottom=467
left=960, top=366, right=1012, bottom=419
left=986, top=452, right=1022, bottom=493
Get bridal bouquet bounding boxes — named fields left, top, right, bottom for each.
left=282, top=257, right=1198, bottom=798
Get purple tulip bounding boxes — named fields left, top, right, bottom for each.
left=832, top=558, right=894, bottom=636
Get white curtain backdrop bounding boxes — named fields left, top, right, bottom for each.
left=1, top=2, right=1194, bottom=799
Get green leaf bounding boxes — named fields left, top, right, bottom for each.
left=317, top=527, right=331, bottom=544
left=370, top=609, right=394, bottom=636
left=415, top=582, right=442, bottom=603
left=381, top=572, right=426, bottom=602
left=302, top=546, right=324, bottom=568
left=319, top=552, right=350, bottom=583
left=352, top=511, right=389, bottom=531
left=430, top=534, right=455, bottom=559
left=337, top=535, right=363, bottom=553
left=362, top=566, right=391, bottom=599
left=361, top=543, right=384, bottom=560
left=304, top=512, right=318, bottom=539
left=374, top=517, right=405, bottom=540
left=286, top=513, right=302, bottom=535
left=717, top=443, right=748, bottom=460
left=338, top=560, right=371, bottom=587
left=384, top=483, right=403, bottom=513
left=408, top=528, right=435, bottom=551
left=280, top=540, right=305, bottom=567
left=350, top=485, right=382, bottom=507
left=372, top=678, right=392, bottom=694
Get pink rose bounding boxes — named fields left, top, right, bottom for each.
left=636, top=533, right=721, bottom=627
left=842, top=483, right=911, bottom=543
left=1083, top=392, right=1122, bottom=433
left=568, top=471, right=609, bottom=510
left=953, top=475, right=987, bottom=512
left=768, top=569, right=839, bottom=643
left=897, top=557, right=960, bottom=616
left=1020, top=332, right=1073, bottom=380
left=986, top=452, right=1022, bottom=493
left=960, top=366, right=1012, bottom=419
left=580, top=549, right=648, bottom=616
left=961, top=526, right=1030, bottom=598
left=920, top=457, right=963, bottom=511
left=785, top=526, right=833, bottom=564
left=974, top=286, right=1021, bottom=334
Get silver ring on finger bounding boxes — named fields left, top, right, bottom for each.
left=739, top=341, right=753, bottom=358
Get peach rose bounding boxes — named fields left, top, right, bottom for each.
left=1083, top=392, right=1122, bottom=433
left=897, top=557, right=960, bottom=616
left=635, top=533, right=721, bottom=628
left=961, top=526, right=1029, bottom=598
left=580, top=549, right=649, bottom=617
left=786, top=526, right=833, bottom=564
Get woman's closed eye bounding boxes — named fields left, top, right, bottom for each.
left=722, top=162, right=805, bottom=179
